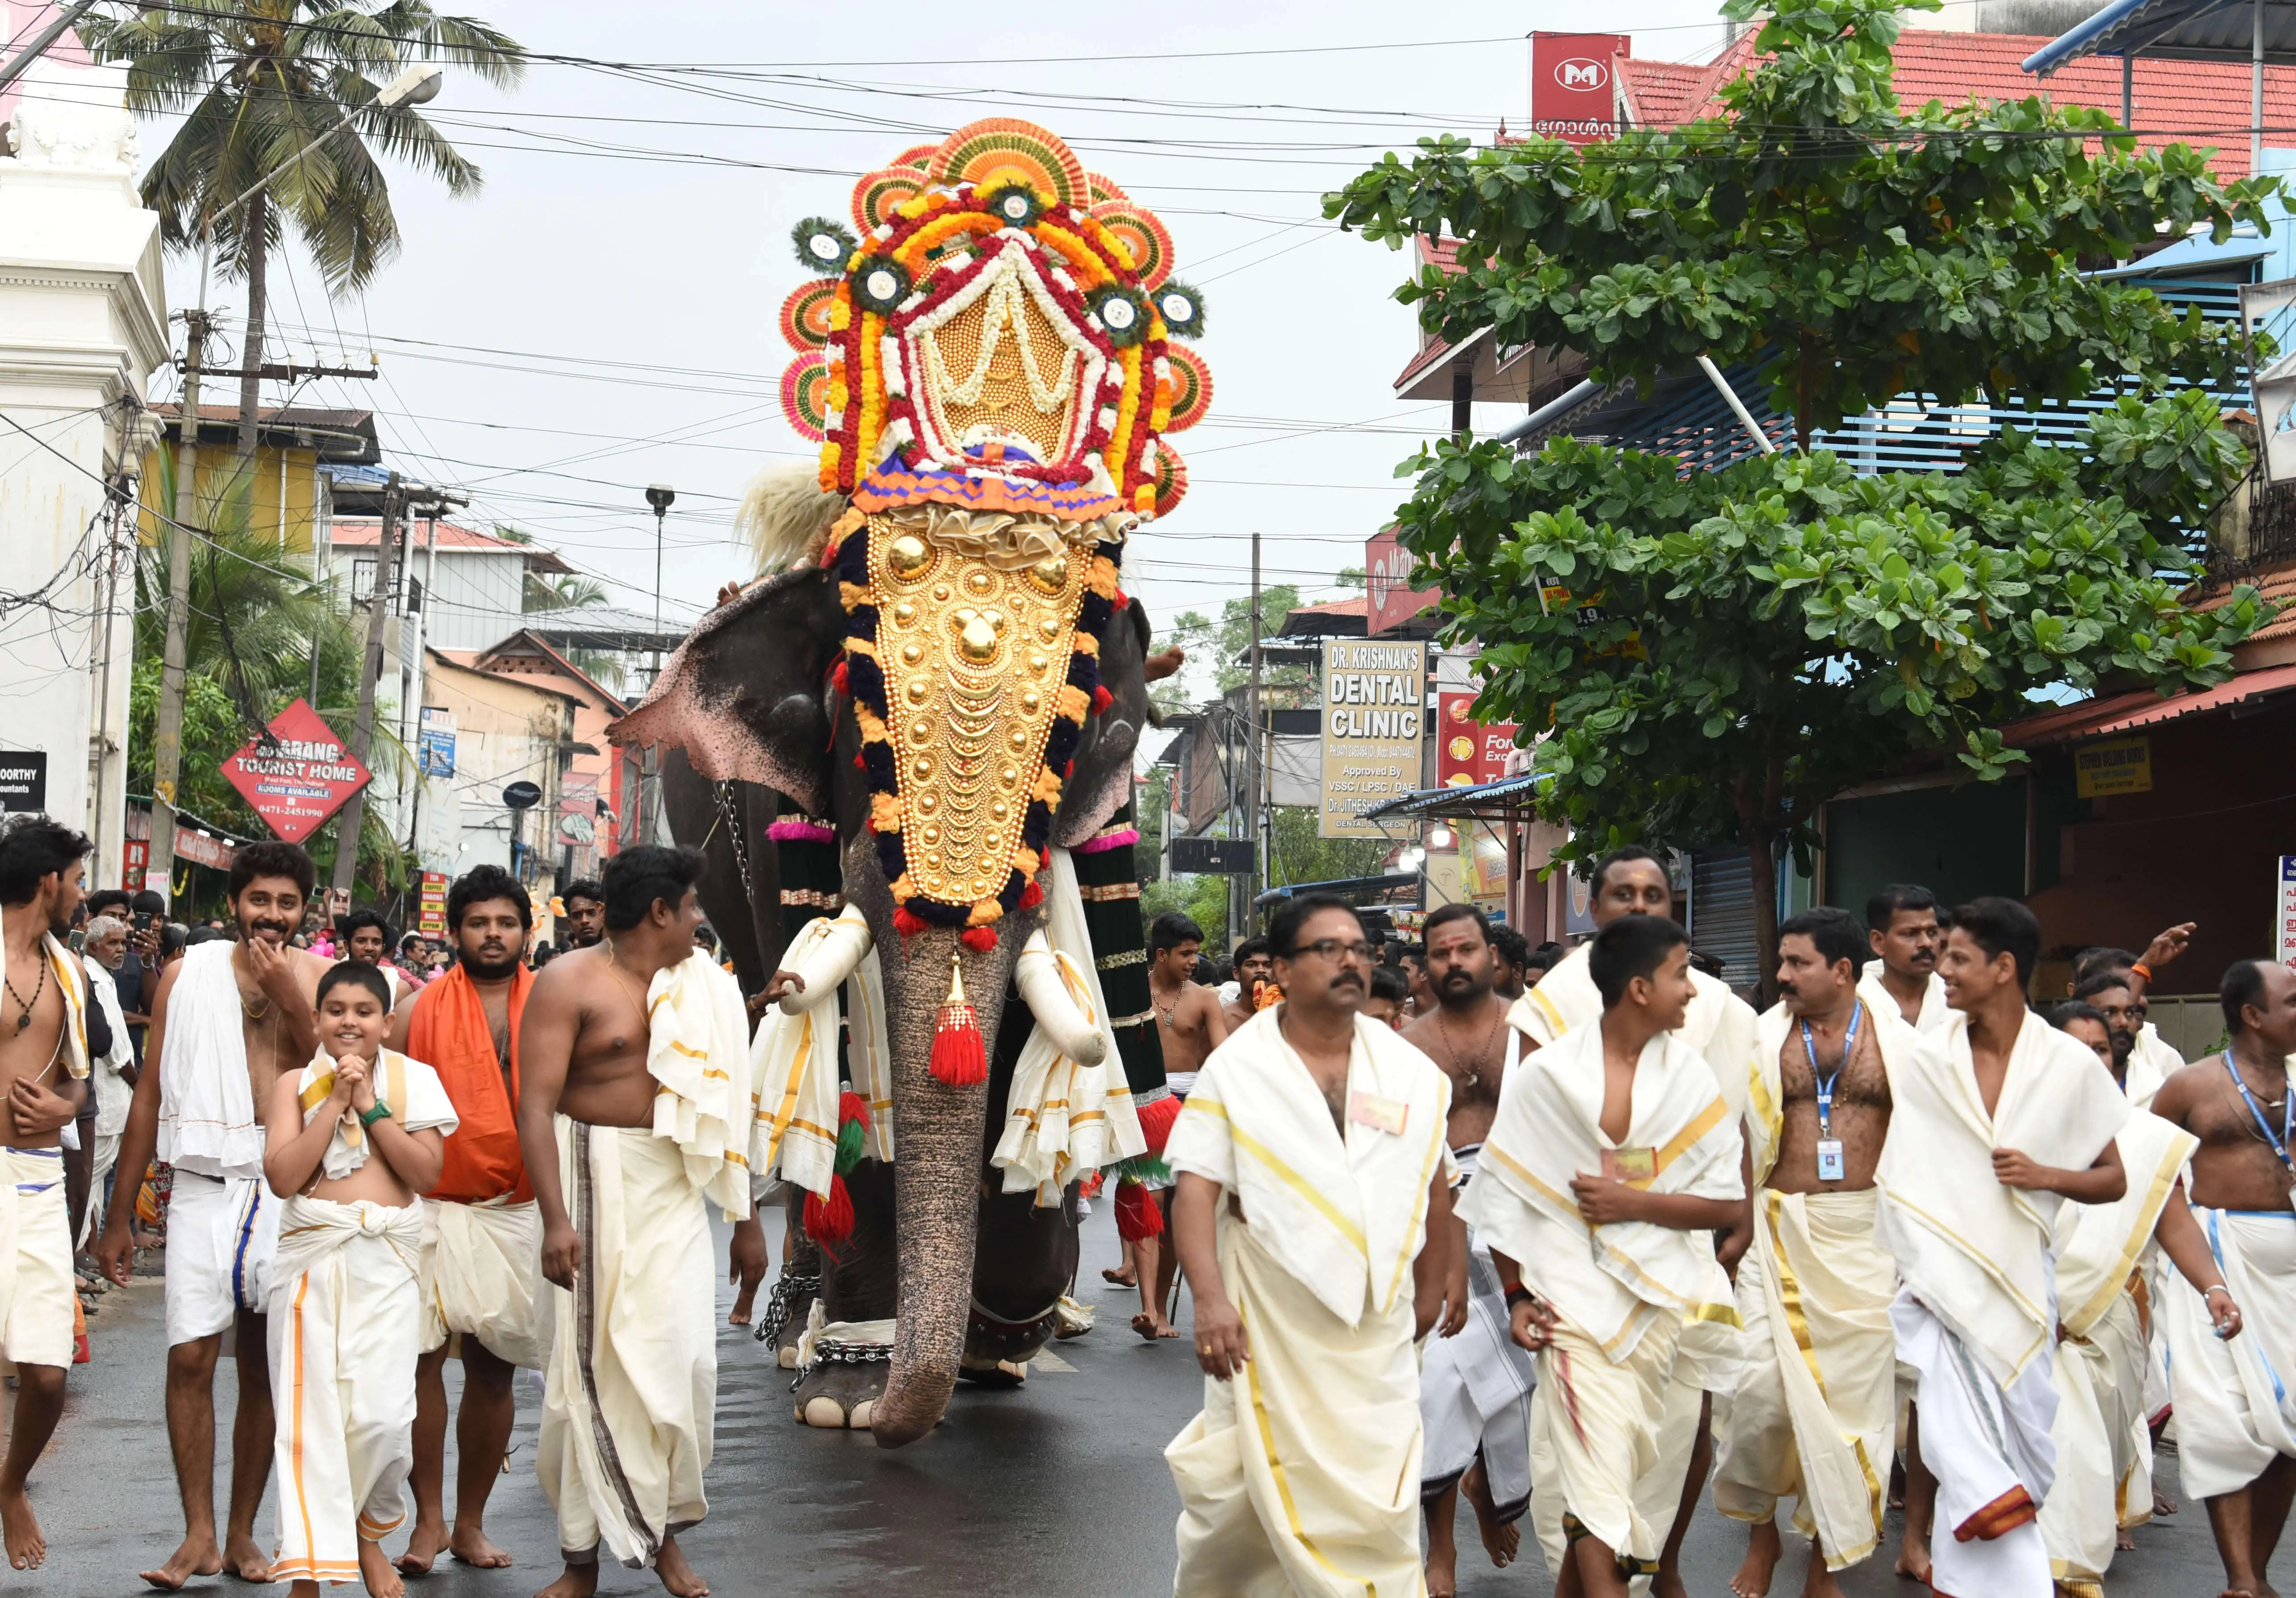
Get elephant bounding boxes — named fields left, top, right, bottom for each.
left=618, top=551, right=1158, bottom=1448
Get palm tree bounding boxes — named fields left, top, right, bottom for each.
left=83, top=1, right=523, bottom=473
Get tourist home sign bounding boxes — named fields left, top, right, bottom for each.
left=220, top=700, right=372, bottom=844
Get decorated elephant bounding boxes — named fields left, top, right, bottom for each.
left=614, top=117, right=1211, bottom=1448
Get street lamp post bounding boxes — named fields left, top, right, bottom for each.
left=643, top=484, right=674, bottom=844
left=147, top=61, right=443, bottom=901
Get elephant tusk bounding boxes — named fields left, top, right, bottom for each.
left=779, top=903, right=874, bottom=1014
left=1014, top=930, right=1108, bottom=1066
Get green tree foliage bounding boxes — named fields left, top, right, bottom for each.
left=1153, top=584, right=1307, bottom=713
left=1325, top=0, right=2275, bottom=982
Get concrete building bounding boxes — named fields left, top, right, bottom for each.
left=0, top=25, right=166, bottom=889
left=411, top=648, right=577, bottom=893
left=465, top=628, right=633, bottom=876
left=322, top=517, right=573, bottom=651
left=139, top=404, right=376, bottom=555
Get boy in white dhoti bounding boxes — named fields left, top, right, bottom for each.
left=1858, top=884, right=1949, bottom=1033
left=262, top=962, right=457, bottom=1596
left=1875, top=897, right=2129, bottom=1598
left=1165, top=893, right=1462, bottom=1598
left=519, top=846, right=753, bottom=1598
left=1467, top=912, right=1745, bottom=1598
left=2145, top=957, right=2296, bottom=1598
left=1717, top=907, right=1909, bottom=1598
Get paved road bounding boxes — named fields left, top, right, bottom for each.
left=8, top=1204, right=2278, bottom=1597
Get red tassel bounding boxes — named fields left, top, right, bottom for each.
left=930, top=951, right=988, bottom=1087
left=1113, top=1181, right=1164, bottom=1242
left=1018, top=880, right=1044, bottom=910
left=804, top=1174, right=855, bottom=1249
left=960, top=926, right=998, bottom=951
left=1135, top=1091, right=1181, bottom=1156
left=1079, top=1170, right=1105, bottom=1200
left=830, top=659, right=850, bottom=695
left=1111, top=589, right=1131, bottom=610
left=854, top=752, right=868, bottom=771
left=1090, top=684, right=1113, bottom=715
left=837, top=1089, right=872, bottom=1135
left=892, top=905, right=928, bottom=939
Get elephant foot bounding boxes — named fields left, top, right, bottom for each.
left=755, top=1268, right=821, bottom=1371
left=791, top=1358, right=888, bottom=1429
left=957, top=1355, right=1030, bottom=1387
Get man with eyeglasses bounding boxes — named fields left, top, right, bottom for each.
left=1165, top=894, right=1467, bottom=1597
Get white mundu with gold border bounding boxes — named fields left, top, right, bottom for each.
left=1461, top=1020, right=1744, bottom=1577
left=1163, top=1008, right=1453, bottom=1598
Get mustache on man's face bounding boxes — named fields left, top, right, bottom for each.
left=1330, top=970, right=1365, bottom=992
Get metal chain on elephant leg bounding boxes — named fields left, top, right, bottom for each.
left=964, top=1295, right=1065, bottom=1363
left=754, top=1268, right=822, bottom=1346
left=789, top=1338, right=894, bottom=1392
left=713, top=780, right=758, bottom=906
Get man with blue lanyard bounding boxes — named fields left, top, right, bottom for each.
left=2146, top=958, right=2296, bottom=1598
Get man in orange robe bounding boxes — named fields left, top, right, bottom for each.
left=384, top=865, right=541, bottom=1575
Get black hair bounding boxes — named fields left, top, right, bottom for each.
left=1149, top=910, right=1205, bottom=958
left=132, top=889, right=167, bottom=915
left=2224, top=959, right=2276, bottom=1035
left=2072, top=945, right=2142, bottom=986
left=448, top=864, right=531, bottom=931
left=601, top=844, right=705, bottom=932
left=186, top=925, right=224, bottom=946
left=1267, top=893, right=1363, bottom=960
left=2050, top=1000, right=2109, bottom=1033
left=1529, top=941, right=1565, bottom=969
left=2072, top=969, right=2136, bottom=1002
left=316, top=961, right=392, bottom=1012
left=1369, top=964, right=1410, bottom=1006
left=228, top=840, right=315, bottom=903
left=1865, top=883, right=1938, bottom=934
left=1202, top=957, right=1225, bottom=986
left=562, top=876, right=604, bottom=908
left=1424, top=901, right=1491, bottom=945
left=1778, top=905, right=1866, bottom=974
left=340, top=908, right=391, bottom=941
left=0, top=817, right=92, bottom=906
left=1232, top=935, right=1270, bottom=966
left=1590, top=844, right=1665, bottom=898
left=1492, top=925, right=1530, bottom=967
left=1949, top=896, right=2042, bottom=989
left=162, top=922, right=189, bottom=954
left=1588, top=913, right=1689, bottom=1008
left=84, top=889, right=131, bottom=919
left=1398, top=943, right=1426, bottom=966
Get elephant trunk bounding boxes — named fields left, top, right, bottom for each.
left=864, top=914, right=1025, bottom=1448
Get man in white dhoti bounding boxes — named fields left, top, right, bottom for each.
left=0, top=819, right=94, bottom=1573
left=79, top=913, right=138, bottom=1239
left=261, top=963, right=458, bottom=1596
left=384, top=864, right=545, bottom=1573
left=1165, top=894, right=1462, bottom=1598
left=1875, top=897, right=2130, bottom=1598
left=519, top=846, right=753, bottom=1598
left=96, top=840, right=331, bottom=1589
left=1508, top=845, right=1757, bottom=1592
left=1858, top=884, right=1949, bottom=1034
left=1717, top=907, right=1908, bottom=1598
left=2145, top=957, right=2296, bottom=1598
left=1402, top=903, right=1534, bottom=1597
left=1467, top=912, right=1745, bottom=1598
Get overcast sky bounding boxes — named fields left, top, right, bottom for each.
left=128, top=0, right=1742, bottom=687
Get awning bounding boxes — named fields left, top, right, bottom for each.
left=2022, top=0, right=2296, bottom=75
left=2003, top=661, right=2296, bottom=744
left=1361, top=770, right=1549, bottom=823
left=1252, top=872, right=1422, bottom=910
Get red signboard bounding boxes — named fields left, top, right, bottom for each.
left=1436, top=692, right=1521, bottom=787
left=1532, top=33, right=1627, bottom=145
left=123, top=838, right=147, bottom=891
left=1365, top=526, right=1440, bottom=637
left=220, top=699, right=371, bottom=845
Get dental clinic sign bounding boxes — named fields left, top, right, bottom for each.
left=1320, top=640, right=1426, bottom=839
left=1532, top=33, right=1627, bottom=145
left=220, top=699, right=371, bottom=844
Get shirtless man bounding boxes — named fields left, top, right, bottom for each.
left=1398, top=943, right=1435, bottom=1018
left=2146, top=959, right=2296, bottom=1598
left=520, top=844, right=737, bottom=1598
left=1402, top=902, right=1526, bottom=1598
left=1132, top=911, right=1225, bottom=1338
left=98, top=841, right=326, bottom=1589
left=1718, top=907, right=1900, bottom=1598
left=1219, top=936, right=1273, bottom=1034
left=558, top=877, right=605, bottom=951
left=0, top=819, right=93, bottom=1572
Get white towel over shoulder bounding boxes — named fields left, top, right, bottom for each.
left=157, top=941, right=262, bottom=1180
left=646, top=950, right=755, bottom=1219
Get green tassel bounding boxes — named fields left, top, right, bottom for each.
left=1108, top=1152, right=1171, bottom=1185
left=834, top=1115, right=866, bottom=1177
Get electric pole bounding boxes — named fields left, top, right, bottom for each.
left=1246, top=530, right=1262, bottom=928
left=333, top=473, right=402, bottom=896
left=146, top=311, right=208, bottom=901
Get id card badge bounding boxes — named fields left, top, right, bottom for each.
left=1347, top=1090, right=1409, bottom=1137
left=1602, top=1146, right=1656, bottom=1185
left=1816, top=1138, right=1846, bottom=1181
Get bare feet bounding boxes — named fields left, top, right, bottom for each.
left=1894, top=1542, right=1933, bottom=1585
left=2116, top=1527, right=2137, bottom=1551
left=0, top=1482, right=44, bottom=1571
left=1426, top=1535, right=1457, bottom=1598
left=1102, top=1265, right=1136, bottom=1287
left=1731, top=1521, right=1784, bottom=1598
left=140, top=1533, right=225, bottom=1590
left=359, top=1537, right=405, bottom=1598
left=1801, top=1548, right=1847, bottom=1598
left=1132, top=1310, right=1178, bottom=1340
left=2154, top=1484, right=2179, bottom=1515
left=396, top=1517, right=448, bottom=1575
left=1461, top=1461, right=1519, bottom=1568
left=225, top=1529, right=272, bottom=1581
left=534, top=1561, right=600, bottom=1598
left=1653, top=1568, right=1690, bottom=1598
left=655, top=1535, right=708, bottom=1597
left=451, top=1525, right=514, bottom=1568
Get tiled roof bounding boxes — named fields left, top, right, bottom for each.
left=1616, top=55, right=1715, bottom=128
left=2004, top=661, right=2296, bottom=743
left=1392, top=237, right=1469, bottom=389
left=330, top=520, right=576, bottom=574
left=2193, top=555, right=2296, bottom=646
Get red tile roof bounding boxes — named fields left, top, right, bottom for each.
left=1393, top=238, right=1470, bottom=389
left=2194, top=556, right=2296, bottom=648
left=330, top=520, right=576, bottom=573
left=2004, top=661, right=2296, bottom=744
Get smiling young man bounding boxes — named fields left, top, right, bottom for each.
left=1858, top=884, right=1949, bottom=1034
left=384, top=865, right=543, bottom=1575
left=1165, top=894, right=1463, bottom=1597
left=1874, top=896, right=2129, bottom=1598
left=97, top=840, right=329, bottom=1588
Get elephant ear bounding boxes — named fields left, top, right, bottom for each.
left=1053, top=593, right=1153, bottom=850
left=610, top=566, right=846, bottom=816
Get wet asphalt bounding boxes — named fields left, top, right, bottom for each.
left=5, top=1202, right=2276, bottom=1598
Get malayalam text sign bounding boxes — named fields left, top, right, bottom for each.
left=2074, top=735, right=2152, bottom=799
left=1532, top=33, right=1627, bottom=145
left=1320, top=640, right=1426, bottom=838
left=2279, top=856, right=2296, bottom=966
left=220, top=699, right=371, bottom=845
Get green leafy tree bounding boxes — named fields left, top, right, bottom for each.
left=1153, top=584, right=1309, bottom=714
left=1326, top=0, right=2274, bottom=985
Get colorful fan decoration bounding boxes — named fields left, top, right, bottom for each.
left=1090, top=202, right=1175, bottom=289
left=779, top=280, right=840, bottom=352
left=1161, top=343, right=1213, bottom=433
left=929, top=116, right=1088, bottom=210
left=890, top=143, right=938, bottom=172
left=1153, top=280, right=1206, bottom=340
left=1085, top=171, right=1129, bottom=204
left=1152, top=446, right=1188, bottom=518
left=781, top=353, right=833, bottom=442
left=852, top=165, right=928, bottom=234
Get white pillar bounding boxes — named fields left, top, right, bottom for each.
left=0, top=53, right=166, bottom=887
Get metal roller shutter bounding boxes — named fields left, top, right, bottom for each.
left=1689, top=846, right=1760, bottom=996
